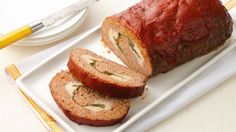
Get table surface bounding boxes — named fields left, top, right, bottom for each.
left=1, top=0, right=236, bottom=132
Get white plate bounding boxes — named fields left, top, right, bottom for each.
left=0, top=0, right=87, bottom=46
left=16, top=25, right=231, bottom=131
left=16, top=10, right=87, bottom=46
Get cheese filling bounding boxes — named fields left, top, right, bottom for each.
left=108, top=28, right=144, bottom=66
left=129, top=41, right=145, bottom=66
left=65, top=81, right=82, bottom=96
left=109, top=72, right=133, bottom=82
left=65, top=82, right=112, bottom=112
left=109, top=28, right=122, bottom=52
left=81, top=54, right=132, bottom=82
left=81, top=54, right=102, bottom=64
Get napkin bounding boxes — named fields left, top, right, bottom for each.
left=5, top=25, right=236, bottom=132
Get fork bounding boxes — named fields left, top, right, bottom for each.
left=225, top=0, right=236, bottom=10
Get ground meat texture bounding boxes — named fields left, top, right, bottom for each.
left=49, top=71, right=130, bottom=126
left=102, top=0, right=233, bottom=77
left=67, top=48, right=147, bottom=98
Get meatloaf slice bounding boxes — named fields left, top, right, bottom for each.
left=67, top=48, right=147, bottom=98
left=49, top=71, right=130, bottom=126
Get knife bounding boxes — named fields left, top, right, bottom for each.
left=0, top=0, right=98, bottom=49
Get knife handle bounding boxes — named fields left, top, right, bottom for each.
left=0, top=21, right=44, bottom=49
left=0, top=25, right=33, bottom=49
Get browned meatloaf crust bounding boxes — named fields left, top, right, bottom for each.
left=102, top=0, right=233, bottom=77
left=67, top=48, right=147, bottom=98
left=49, top=71, right=130, bottom=126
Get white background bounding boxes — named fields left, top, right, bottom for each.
left=0, top=0, right=236, bottom=131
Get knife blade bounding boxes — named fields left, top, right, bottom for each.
left=42, top=0, right=98, bottom=27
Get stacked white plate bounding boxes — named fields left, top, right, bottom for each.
left=0, top=0, right=87, bottom=46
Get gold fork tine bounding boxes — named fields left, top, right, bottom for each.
left=225, top=0, right=236, bottom=10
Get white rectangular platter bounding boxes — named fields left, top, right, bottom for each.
left=16, top=25, right=232, bottom=132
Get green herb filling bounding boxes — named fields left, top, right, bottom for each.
left=72, top=85, right=83, bottom=104
left=89, top=59, right=96, bottom=67
left=114, top=33, right=141, bottom=58
left=71, top=85, right=105, bottom=109
left=113, top=33, right=123, bottom=53
left=88, top=59, right=123, bottom=78
left=86, top=103, right=105, bottom=108
left=129, top=41, right=141, bottom=58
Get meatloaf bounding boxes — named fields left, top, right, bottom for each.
left=102, top=0, right=233, bottom=77
left=67, top=48, right=147, bottom=98
left=49, top=71, right=130, bottom=126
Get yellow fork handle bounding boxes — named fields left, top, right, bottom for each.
left=225, top=0, right=236, bottom=10
left=0, top=25, right=32, bottom=49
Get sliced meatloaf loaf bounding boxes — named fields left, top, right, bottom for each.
left=49, top=71, right=130, bottom=126
left=102, top=0, right=233, bottom=77
left=67, top=48, right=147, bottom=98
